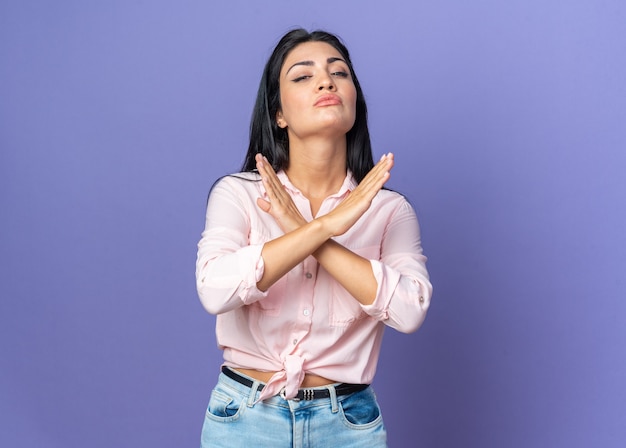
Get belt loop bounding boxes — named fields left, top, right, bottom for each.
left=247, top=380, right=261, bottom=407
left=327, top=384, right=338, bottom=413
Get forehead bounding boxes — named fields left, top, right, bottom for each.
left=281, top=41, right=345, bottom=71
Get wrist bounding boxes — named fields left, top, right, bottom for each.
left=311, top=215, right=335, bottom=240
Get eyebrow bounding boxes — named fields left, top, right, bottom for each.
left=285, top=57, right=347, bottom=75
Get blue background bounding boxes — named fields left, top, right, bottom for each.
left=1, top=1, right=625, bottom=447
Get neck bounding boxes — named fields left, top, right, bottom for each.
left=284, top=136, right=348, bottom=199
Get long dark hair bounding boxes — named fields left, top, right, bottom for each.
left=241, top=28, right=374, bottom=183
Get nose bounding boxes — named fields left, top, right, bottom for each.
left=318, top=74, right=335, bottom=91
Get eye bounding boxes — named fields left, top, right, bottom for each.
left=292, top=75, right=311, bottom=83
left=332, top=71, right=349, bottom=78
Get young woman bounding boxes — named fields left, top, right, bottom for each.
left=196, top=28, right=432, bottom=447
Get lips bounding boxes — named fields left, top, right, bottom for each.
left=314, top=94, right=342, bottom=107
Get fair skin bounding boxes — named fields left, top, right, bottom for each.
left=236, top=41, right=395, bottom=387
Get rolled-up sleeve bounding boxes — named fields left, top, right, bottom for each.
left=361, top=200, right=432, bottom=333
left=195, top=177, right=268, bottom=315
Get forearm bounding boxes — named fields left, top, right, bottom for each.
left=257, top=218, right=332, bottom=291
left=254, top=153, right=394, bottom=293
left=313, top=239, right=378, bottom=305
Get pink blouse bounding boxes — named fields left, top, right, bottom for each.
left=196, top=170, right=432, bottom=401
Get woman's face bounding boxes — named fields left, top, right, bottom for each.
left=276, top=41, right=357, bottom=142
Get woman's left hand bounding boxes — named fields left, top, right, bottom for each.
left=255, top=153, right=307, bottom=233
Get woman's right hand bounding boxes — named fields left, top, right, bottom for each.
left=255, top=153, right=308, bottom=234
left=321, top=153, right=394, bottom=237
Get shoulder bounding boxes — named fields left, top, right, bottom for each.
left=375, top=188, right=412, bottom=207
left=210, top=171, right=262, bottom=193
left=372, top=187, right=419, bottom=221
left=215, top=171, right=261, bottom=186
left=206, top=172, right=263, bottom=206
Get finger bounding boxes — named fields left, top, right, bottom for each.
left=257, top=154, right=281, bottom=182
left=359, top=153, right=393, bottom=191
left=364, top=153, right=392, bottom=182
left=374, top=152, right=394, bottom=175
left=264, top=160, right=284, bottom=194
left=371, top=153, right=393, bottom=183
left=260, top=157, right=284, bottom=194
left=256, top=154, right=283, bottom=198
left=256, top=197, right=271, bottom=213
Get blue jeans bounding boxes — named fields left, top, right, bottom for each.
left=200, top=370, right=387, bottom=447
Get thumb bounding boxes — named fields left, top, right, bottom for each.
left=256, top=197, right=271, bottom=213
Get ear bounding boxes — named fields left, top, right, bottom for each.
left=276, top=111, right=287, bottom=129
